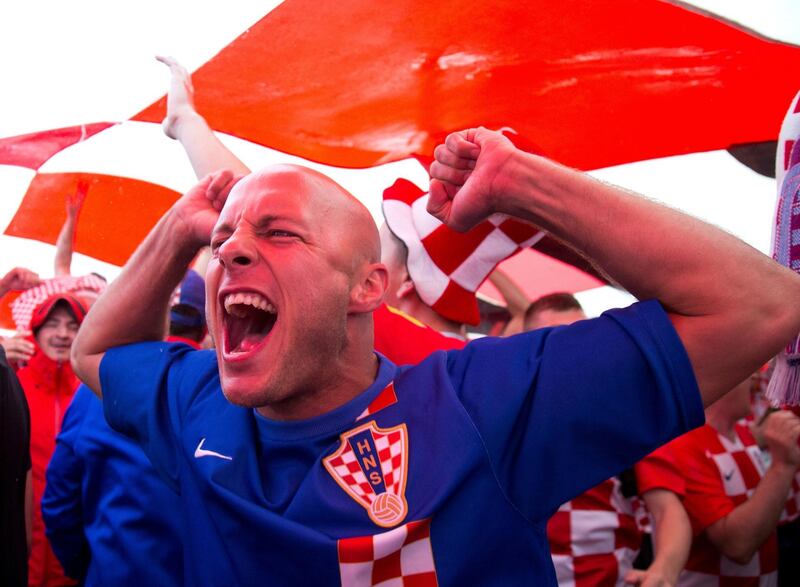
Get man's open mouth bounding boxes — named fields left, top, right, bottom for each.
left=222, top=292, right=278, bottom=355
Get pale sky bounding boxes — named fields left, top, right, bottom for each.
left=0, top=0, right=797, bottom=321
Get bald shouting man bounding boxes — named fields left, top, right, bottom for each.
left=72, top=128, right=800, bottom=586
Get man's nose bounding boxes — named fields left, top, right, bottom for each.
left=218, top=229, right=256, bottom=268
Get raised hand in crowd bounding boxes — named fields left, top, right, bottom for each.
left=55, top=181, right=89, bottom=277
left=157, top=55, right=199, bottom=140
left=156, top=55, right=250, bottom=177
left=0, top=267, right=40, bottom=296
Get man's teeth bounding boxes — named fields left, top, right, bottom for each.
left=223, top=292, right=276, bottom=316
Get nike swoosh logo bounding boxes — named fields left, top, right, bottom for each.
left=194, top=438, right=233, bottom=461
left=724, top=470, right=735, bottom=481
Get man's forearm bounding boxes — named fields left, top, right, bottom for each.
left=495, top=150, right=800, bottom=402
left=71, top=209, right=199, bottom=394
left=488, top=269, right=529, bottom=316
left=706, top=461, right=796, bottom=564
left=54, top=214, right=76, bottom=277
left=498, top=152, right=774, bottom=307
left=175, top=113, right=251, bottom=179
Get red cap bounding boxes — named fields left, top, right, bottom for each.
left=29, top=293, right=87, bottom=334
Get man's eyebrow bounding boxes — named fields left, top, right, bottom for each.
left=253, top=215, right=279, bottom=229
left=211, top=223, right=234, bottom=236
left=254, top=214, right=303, bottom=229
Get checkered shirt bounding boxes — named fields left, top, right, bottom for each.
left=670, top=423, right=778, bottom=587
left=548, top=476, right=644, bottom=586
left=338, top=518, right=437, bottom=586
left=325, top=427, right=405, bottom=510
left=11, top=274, right=105, bottom=331
left=780, top=473, right=800, bottom=525
left=382, top=178, right=543, bottom=325
left=737, top=408, right=800, bottom=525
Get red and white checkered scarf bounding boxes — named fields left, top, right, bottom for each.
left=11, top=274, right=105, bottom=332
left=766, top=89, right=800, bottom=405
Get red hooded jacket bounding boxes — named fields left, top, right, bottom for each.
left=17, top=294, right=85, bottom=587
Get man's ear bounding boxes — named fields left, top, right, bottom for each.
left=350, top=263, right=389, bottom=313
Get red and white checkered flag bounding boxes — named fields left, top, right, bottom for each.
left=382, top=179, right=544, bottom=325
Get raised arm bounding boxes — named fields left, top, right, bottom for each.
left=0, top=266, right=40, bottom=298
left=428, top=128, right=800, bottom=405
left=54, top=182, right=88, bottom=277
left=71, top=170, right=237, bottom=395
left=156, top=56, right=251, bottom=178
left=487, top=268, right=530, bottom=336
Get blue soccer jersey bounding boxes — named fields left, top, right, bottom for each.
left=100, top=300, right=703, bottom=586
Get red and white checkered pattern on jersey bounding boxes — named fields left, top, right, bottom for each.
left=749, top=376, right=800, bottom=524
left=382, top=178, right=544, bottom=325
left=358, top=383, right=399, bottom=421
left=548, top=476, right=644, bottom=587
left=338, top=518, right=438, bottom=586
left=326, top=427, right=405, bottom=509
left=676, top=423, right=777, bottom=587
left=781, top=473, right=800, bottom=524
left=11, top=274, right=106, bottom=331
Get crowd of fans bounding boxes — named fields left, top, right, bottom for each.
left=2, top=58, right=800, bottom=587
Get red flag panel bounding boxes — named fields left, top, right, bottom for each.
left=4, top=172, right=181, bottom=266
left=0, top=123, right=114, bottom=170
left=135, top=0, right=800, bottom=170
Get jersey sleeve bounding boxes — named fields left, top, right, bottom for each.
left=670, top=431, right=736, bottom=533
left=635, top=443, right=686, bottom=497
left=99, top=341, right=214, bottom=490
left=448, top=300, right=704, bottom=522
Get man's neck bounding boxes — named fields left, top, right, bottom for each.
left=256, top=320, right=381, bottom=421
left=255, top=352, right=380, bottom=422
left=705, top=407, right=738, bottom=441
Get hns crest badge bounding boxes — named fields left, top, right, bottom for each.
left=323, top=421, right=409, bottom=528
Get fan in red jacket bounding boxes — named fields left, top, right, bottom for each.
left=17, top=293, right=86, bottom=587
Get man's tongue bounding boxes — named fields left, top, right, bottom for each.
left=238, top=334, right=263, bottom=353
left=226, top=304, right=276, bottom=354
